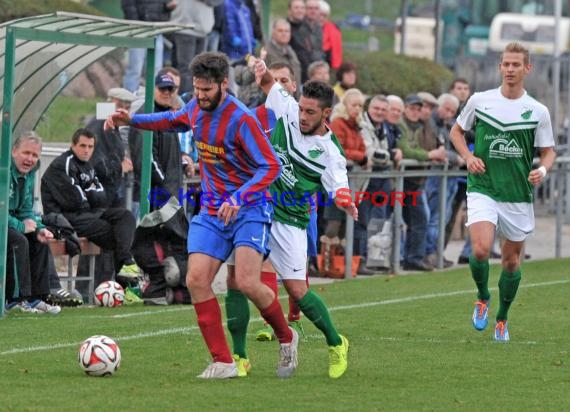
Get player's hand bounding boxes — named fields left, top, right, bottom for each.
left=342, top=202, right=359, bottom=221
left=253, top=58, right=268, bottom=85
left=104, top=108, right=131, bottom=131
left=465, top=154, right=486, bottom=174
left=217, top=197, right=240, bottom=225
left=37, top=228, right=54, bottom=243
left=528, top=167, right=546, bottom=186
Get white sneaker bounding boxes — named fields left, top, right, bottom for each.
left=28, top=299, right=61, bottom=315
left=277, top=327, right=299, bottom=378
left=5, top=301, right=39, bottom=314
left=197, top=362, right=238, bottom=379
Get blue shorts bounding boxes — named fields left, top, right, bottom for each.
left=188, top=205, right=272, bottom=261
left=306, top=209, right=318, bottom=257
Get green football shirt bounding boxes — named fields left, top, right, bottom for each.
left=264, top=83, right=349, bottom=228
left=456, top=88, right=555, bottom=203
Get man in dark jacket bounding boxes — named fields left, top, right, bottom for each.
left=129, top=70, right=184, bottom=211
left=87, top=87, right=137, bottom=208
left=41, top=128, right=138, bottom=278
left=287, top=0, right=325, bottom=83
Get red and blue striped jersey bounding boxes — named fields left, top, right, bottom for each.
left=131, top=94, right=282, bottom=215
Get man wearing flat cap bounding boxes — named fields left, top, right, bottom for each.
left=86, top=87, right=137, bottom=208
left=397, top=94, right=447, bottom=271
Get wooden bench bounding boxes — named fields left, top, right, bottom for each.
left=48, top=238, right=101, bottom=305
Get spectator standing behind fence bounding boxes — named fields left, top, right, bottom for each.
left=41, top=128, right=139, bottom=286
left=264, top=18, right=303, bottom=91
left=288, top=0, right=325, bottom=83
left=129, top=71, right=184, bottom=214
left=121, top=0, right=176, bottom=92
left=220, top=0, right=257, bottom=92
left=168, top=0, right=220, bottom=95
left=333, top=62, right=357, bottom=102
left=397, top=94, right=447, bottom=272
left=5, top=131, right=61, bottom=315
left=326, top=88, right=371, bottom=275
left=318, top=0, right=342, bottom=70
left=361, top=95, right=403, bottom=222
left=421, top=93, right=462, bottom=268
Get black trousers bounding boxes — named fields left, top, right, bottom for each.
left=69, top=208, right=136, bottom=273
left=6, top=227, right=51, bottom=302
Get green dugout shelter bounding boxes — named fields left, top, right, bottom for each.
left=0, top=11, right=192, bottom=317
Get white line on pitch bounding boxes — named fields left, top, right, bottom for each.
left=1, top=278, right=568, bottom=356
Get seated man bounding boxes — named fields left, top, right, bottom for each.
left=41, top=128, right=138, bottom=285
left=6, top=131, right=61, bottom=314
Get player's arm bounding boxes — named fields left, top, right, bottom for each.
left=450, top=122, right=485, bottom=174
left=105, top=107, right=191, bottom=133
left=528, top=146, right=556, bottom=186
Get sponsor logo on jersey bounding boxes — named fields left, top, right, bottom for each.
left=275, top=145, right=298, bottom=187
left=521, top=108, right=533, bottom=120
left=308, top=146, right=324, bottom=159
left=489, top=138, right=523, bottom=159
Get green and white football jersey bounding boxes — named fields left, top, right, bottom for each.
left=265, top=83, right=349, bottom=228
left=457, top=88, right=554, bottom=203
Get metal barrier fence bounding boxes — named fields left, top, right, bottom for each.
left=39, top=147, right=569, bottom=278
left=343, top=157, right=570, bottom=278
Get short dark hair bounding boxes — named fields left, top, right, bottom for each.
left=71, top=128, right=96, bottom=145
left=268, top=61, right=296, bottom=78
left=190, top=52, right=229, bottom=84
left=302, top=80, right=334, bottom=109
left=335, top=61, right=357, bottom=83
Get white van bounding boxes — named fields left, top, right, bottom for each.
left=394, top=17, right=441, bottom=60
left=488, top=12, right=570, bottom=55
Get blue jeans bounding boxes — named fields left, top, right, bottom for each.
left=123, top=35, right=164, bottom=92
left=425, top=176, right=459, bottom=255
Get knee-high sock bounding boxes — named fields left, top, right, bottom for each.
left=225, top=289, right=250, bottom=359
left=288, top=276, right=310, bottom=322
left=194, top=298, right=233, bottom=363
left=259, top=271, right=277, bottom=328
left=297, top=289, right=341, bottom=346
left=260, top=295, right=292, bottom=344
left=496, top=269, right=521, bottom=321
left=469, top=256, right=491, bottom=301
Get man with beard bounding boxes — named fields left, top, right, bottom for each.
left=105, top=52, right=297, bottom=380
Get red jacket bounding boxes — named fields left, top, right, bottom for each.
left=330, top=117, right=367, bottom=165
left=322, top=20, right=343, bottom=69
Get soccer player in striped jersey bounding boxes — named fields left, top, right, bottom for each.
left=106, top=52, right=298, bottom=379
left=450, top=42, right=556, bottom=341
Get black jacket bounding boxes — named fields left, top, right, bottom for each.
left=86, top=118, right=126, bottom=207
left=41, top=150, right=107, bottom=221
left=128, top=101, right=183, bottom=203
left=121, top=0, right=172, bottom=22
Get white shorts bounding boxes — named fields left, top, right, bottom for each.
left=268, top=221, right=307, bottom=281
left=466, top=192, right=534, bottom=242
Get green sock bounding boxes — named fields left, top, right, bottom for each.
left=225, top=289, right=250, bottom=359
left=496, top=269, right=521, bottom=321
left=297, top=289, right=341, bottom=346
left=469, top=256, right=491, bottom=301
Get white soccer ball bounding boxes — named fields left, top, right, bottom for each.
left=78, top=335, right=121, bottom=376
left=94, top=281, right=125, bottom=307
